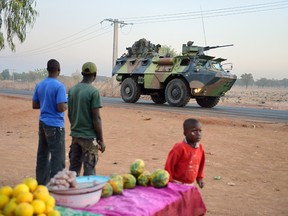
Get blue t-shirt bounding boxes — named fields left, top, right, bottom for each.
left=32, top=77, right=67, bottom=127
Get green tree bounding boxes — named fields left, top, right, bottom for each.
left=280, top=78, right=288, bottom=88
left=1, top=69, right=11, bottom=80
left=27, top=68, right=47, bottom=81
left=0, top=0, right=38, bottom=51
left=240, top=73, right=254, bottom=88
left=255, top=78, right=268, bottom=88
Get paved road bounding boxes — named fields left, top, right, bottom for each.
left=1, top=88, right=287, bottom=123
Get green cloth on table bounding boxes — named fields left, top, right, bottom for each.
left=55, top=206, right=102, bottom=216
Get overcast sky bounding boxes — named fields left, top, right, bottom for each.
left=0, top=0, right=287, bottom=80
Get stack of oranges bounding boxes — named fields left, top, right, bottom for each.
left=0, top=177, right=60, bottom=216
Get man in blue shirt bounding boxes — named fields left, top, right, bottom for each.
left=32, top=59, right=67, bottom=185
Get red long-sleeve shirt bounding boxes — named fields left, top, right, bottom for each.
left=164, top=140, right=205, bottom=184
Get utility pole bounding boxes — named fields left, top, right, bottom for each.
left=113, top=20, right=118, bottom=69
left=101, top=19, right=133, bottom=96
left=101, top=19, right=133, bottom=69
left=10, top=69, right=15, bottom=81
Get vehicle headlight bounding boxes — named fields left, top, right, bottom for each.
left=192, top=88, right=201, bottom=94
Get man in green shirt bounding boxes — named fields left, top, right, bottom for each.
left=68, top=62, right=106, bottom=176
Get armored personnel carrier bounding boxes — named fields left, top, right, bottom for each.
left=112, top=38, right=237, bottom=108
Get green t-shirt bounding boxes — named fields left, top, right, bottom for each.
left=68, top=83, right=102, bottom=138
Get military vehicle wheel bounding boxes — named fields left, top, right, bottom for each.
left=165, top=79, right=190, bottom=107
left=120, top=78, right=141, bottom=103
left=151, top=93, right=166, bottom=104
left=196, top=96, right=220, bottom=108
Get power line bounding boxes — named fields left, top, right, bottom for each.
left=24, top=23, right=103, bottom=53
left=119, top=1, right=288, bottom=24
left=1, top=22, right=112, bottom=57
left=21, top=29, right=113, bottom=56
left=1, top=1, right=287, bottom=58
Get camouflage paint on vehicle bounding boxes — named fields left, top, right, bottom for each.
left=112, top=38, right=237, bottom=108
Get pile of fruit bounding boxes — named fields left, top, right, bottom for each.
left=101, top=159, right=170, bottom=198
left=47, top=169, right=77, bottom=189
left=0, top=177, right=60, bottom=216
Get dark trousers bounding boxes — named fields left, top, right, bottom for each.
left=36, top=121, right=65, bottom=185
left=69, top=137, right=98, bottom=176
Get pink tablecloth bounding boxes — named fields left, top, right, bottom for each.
left=76, top=183, right=206, bottom=216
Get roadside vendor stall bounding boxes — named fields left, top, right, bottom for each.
left=0, top=163, right=206, bottom=216
left=56, top=183, right=206, bottom=216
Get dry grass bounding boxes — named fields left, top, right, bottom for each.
left=221, top=86, right=288, bottom=110
left=0, top=79, right=287, bottom=110
left=0, top=78, right=121, bottom=97
left=0, top=80, right=37, bottom=91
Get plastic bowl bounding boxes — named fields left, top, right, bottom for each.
left=50, top=188, right=102, bottom=208
left=48, top=175, right=109, bottom=208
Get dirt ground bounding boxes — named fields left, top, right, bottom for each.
left=0, top=94, right=287, bottom=216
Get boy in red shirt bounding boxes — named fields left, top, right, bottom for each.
left=165, top=118, right=205, bottom=188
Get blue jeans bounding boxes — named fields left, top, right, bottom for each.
left=36, top=121, right=65, bottom=185
left=69, top=137, right=98, bottom=176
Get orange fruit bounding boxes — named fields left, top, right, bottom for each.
left=13, top=184, right=29, bottom=198
left=23, top=177, right=38, bottom=192
left=14, top=202, right=33, bottom=216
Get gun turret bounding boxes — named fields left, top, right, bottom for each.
left=203, top=44, right=234, bottom=51
left=182, top=42, right=233, bottom=56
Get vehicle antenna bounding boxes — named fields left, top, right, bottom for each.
left=200, top=4, right=207, bottom=47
